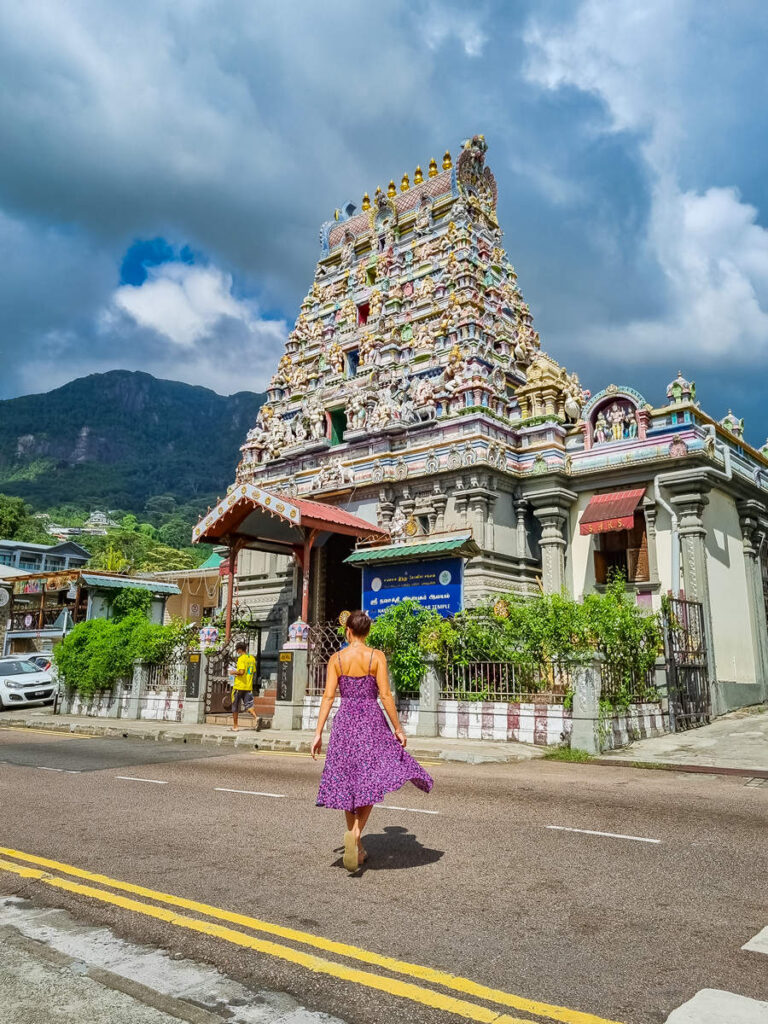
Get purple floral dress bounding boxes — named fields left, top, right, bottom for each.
left=316, top=655, right=434, bottom=812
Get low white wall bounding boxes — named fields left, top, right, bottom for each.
left=65, top=689, right=118, bottom=718
left=139, top=689, right=185, bottom=722
left=438, top=700, right=571, bottom=745
left=302, top=695, right=667, bottom=751
left=601, top=702, right=667, bottom=750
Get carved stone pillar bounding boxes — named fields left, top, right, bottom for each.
left=668, top=483, right=717, bottom=695
left=669, top=488, right=710, bottom=604
left=642, top=498, right=660, bottom=585
left=377, top=490, right=395, bottom=532
left=514, top=497, right=530, bottom=560
left=453, top=492, right=469, bottom=531
left=529, top=487, right=577, bottom=594
left=432, top=491, right=448, bottom=533
left=738, top=501, right=768, bottom=698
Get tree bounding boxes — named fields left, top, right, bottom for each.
left=157, top=517, right=194, bottom=549
left=121, top=514, right=139, bottom=532
left=0, top=493, right=53, bottom=544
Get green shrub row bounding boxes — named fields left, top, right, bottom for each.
left=369, top=577, right=663, bottom=701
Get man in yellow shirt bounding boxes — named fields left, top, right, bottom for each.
left=231, top=642, right=258, bottom=731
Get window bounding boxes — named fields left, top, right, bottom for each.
left=357, top=303, right=369, bottom=325
left=594, top=513, right=649, bottom=584
left=345, top=349, right=359, bottom=377
left=366, top=267, right=376, bottom=286
left=0, top=553, right=12, bottom=566
left=329, top=409, right=347, bottom=445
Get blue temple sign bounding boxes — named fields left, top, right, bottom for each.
left=362, top=557, right=464, bottom=619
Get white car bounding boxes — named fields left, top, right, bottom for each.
left=0, top=657, right=56, bottom=710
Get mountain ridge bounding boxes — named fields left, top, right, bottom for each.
left=0, top=370, right=265, bottom=512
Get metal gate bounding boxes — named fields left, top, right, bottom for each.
left=307, top=621, right=345, bottom=696
left=663, top=597, right=710, bottom=730
left=204, top=629, right=262, bottom=715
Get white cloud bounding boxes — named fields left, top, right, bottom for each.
left=421, top=4, right=488, bottom=57
left=524, top=0, right=768, bottom=365
left=113, top=263, right=262, bottom=348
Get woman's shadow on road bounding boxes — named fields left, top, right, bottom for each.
left=333, top=825, right=444, bottom=873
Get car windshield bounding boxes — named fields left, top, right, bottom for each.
left=0, top=661, right=39, bottom=676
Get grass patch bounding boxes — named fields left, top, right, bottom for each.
left=542, top=746, right=594, bottom=763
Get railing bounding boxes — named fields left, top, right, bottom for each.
left=9, top=606, right=74, bottom=631
left=139, top=657, right=188, bottom=722
left=440, top=660, right=574, bottom=703
left=598, top=662, right=661, bottom=707
left=307, top=621, right=345, bottom=696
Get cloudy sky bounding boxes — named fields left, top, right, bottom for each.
left=2, top=1, right=768, bottom=442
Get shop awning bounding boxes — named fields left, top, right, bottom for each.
left=579, top=488, right=646, bottom=535
left=80, top=574, right=181, bottom=595
left=345, top=533, right=480, bottom=565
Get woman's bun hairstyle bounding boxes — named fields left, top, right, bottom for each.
left=346, top=610, right=372, bottom=638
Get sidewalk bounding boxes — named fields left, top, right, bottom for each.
left=600, top=704, right=768, bottom=773
left=0, top=707, right=543, bottom=765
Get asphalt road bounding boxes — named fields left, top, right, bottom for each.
left=0, top=726, right=766, bottom=1024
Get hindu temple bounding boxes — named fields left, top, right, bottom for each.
left=195, top=136, right=768, bottom=717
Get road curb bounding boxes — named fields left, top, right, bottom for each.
left=592, top=758, right=768, bottom=779
left=1, top=716, right=540, bottom=764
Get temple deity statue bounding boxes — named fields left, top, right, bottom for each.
left=594, top=412, right=609, bottom=444
left=606, top=402, right=625, bottom=441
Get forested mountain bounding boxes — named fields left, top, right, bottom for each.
left=0, top=371, right=265, bottom=512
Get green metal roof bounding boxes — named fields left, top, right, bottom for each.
left=345, top=535, right=478, bottom=565
left=198, top=551, right=224, bottom=570
left=80, top=574, right=181, bottom=595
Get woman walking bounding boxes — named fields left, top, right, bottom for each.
left=312, top=610, right=433, bottom=872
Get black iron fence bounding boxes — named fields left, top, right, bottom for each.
left=440, top=660, right=574, bottom=703
left=662, top=597, right=710, bottom=729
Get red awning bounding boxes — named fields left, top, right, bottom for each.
left=579, top=488, right=646, bottom=535
left=192, top=482, right=386, bottom=547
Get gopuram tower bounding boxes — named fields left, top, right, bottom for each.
left=231, top=136, right=587, bottom=629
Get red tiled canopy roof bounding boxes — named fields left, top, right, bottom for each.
left=579, top=488, right=646, bottom=535
left=192, top=483, right=386, bottom=547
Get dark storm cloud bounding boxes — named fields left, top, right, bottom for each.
left=0, top=1, right=767, bottom=438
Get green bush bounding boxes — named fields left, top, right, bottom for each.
left=368, top=575, right=663, bottom=708
left=368, top=599, right=442, bottom=695
left=54, top=612, right=190, bottom=697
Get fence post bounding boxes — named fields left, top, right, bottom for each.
left=416, top=656, right=440, bottom=737
left=106, top=680, right=122, bottom=718
left=182, top=651, right=206, bottom=724
left=570, top=662, right=601, bottom=755
left=124, top=661, right=146, bottom=720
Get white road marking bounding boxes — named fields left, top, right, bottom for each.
left=214, top=787, right=285, bottom=798
left=37, top=766, right=81, bottom=774
left=664, top=988, right=768, bottom=1022
left=547, top=825, right=660, bottom=844
left=115, top=776, right=168, bottom=784
left=742, top=926, right=768, bottom=955
left=379, top=805, right=439, bottom=815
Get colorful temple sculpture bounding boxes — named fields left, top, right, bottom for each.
left=197, top=137, right=768, bottom=717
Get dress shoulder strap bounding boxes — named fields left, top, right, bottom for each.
left=367, top=648, right=375, bottom=676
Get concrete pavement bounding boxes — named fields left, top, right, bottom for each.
left=1, top=725, right=766, bottom=1024
left=601, top=704, right=768, bottom=772
left=0, top=899, right=343, bottom=1023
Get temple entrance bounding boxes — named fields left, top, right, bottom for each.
left=320, top=533, right=361, bottom=623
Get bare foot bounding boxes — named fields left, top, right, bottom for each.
left=357, top=841, right=368, bottom=863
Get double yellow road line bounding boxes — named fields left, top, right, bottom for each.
left=0, top=846, right=623, bottom=1024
